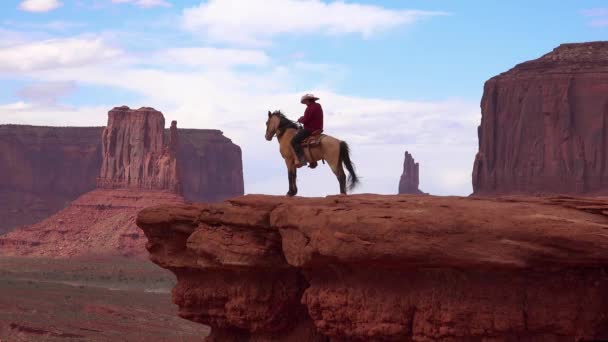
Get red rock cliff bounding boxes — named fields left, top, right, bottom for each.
left=177, top=129, right=244, bottom=202
left=0, top=110, right=244, bottom=234
left=137, top=195, right=608, bottom=341
left=1, top=107, right=185, bottom=257
left=0, top=189, right=184, bottom=258
left=0, top=125, right=103, bottom=234
left=98, top=106, right=181, bottom=192
left=473, top=41, right=608, bottom=195
left=398, top=151, right=424, bottom=194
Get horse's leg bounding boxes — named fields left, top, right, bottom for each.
left=291, top=166, right=298, bottom=196
left=286, top=161, right=298, bottom=197
left=330, top=160, right=347, bottom=195
left=286, top=167, right=293, bottom=196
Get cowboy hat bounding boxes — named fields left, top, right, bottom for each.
left=300, top=93, right=319, bottom=104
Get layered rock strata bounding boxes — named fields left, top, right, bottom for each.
left=473, top=41, right=608, bottom=195
left=0, top=189, right=183, bottom=258
left=97, top=106, right=181, bottom=192
left=137, top=194, right=608, bottom=341
left=0, top=108, right=244, bottom=233
left=0, top=125, right=103, bottom=234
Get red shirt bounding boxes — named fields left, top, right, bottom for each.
left=298, top=102, right=324, bottom=132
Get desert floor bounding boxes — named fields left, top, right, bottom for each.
left=0, top=256, right=209, bottom=341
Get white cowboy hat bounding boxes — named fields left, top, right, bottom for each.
left=300, top=93, right=320, bottom=104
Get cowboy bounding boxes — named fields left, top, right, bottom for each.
left=292, top=94, right=324, bottom=167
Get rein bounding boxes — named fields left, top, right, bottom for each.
left=273, top=114, right=299, bottom=140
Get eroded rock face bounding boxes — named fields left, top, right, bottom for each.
left=0, top=125, right=103, bottom=234
left=137, top=195, right=608, bottom=341
left=398, top=151, right=424, bottom=194
left=473, top=42, right=608, bottom=195
left=98, top=106, right=181, bottom=192
left=177, top=129, right=244, bottom=203
left=0, top=106, right=244, bottom=257
left=0, top=109, right=244, bottom=234
left=138, top=199, right=325, bottom=341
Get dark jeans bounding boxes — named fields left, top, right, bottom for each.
left=292, top=128, right=311, bottom=160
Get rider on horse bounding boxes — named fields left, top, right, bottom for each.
left=292, top=93, right=324, bottom=167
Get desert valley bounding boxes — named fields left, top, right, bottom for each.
left=2, top=0, right=608, bottom=340
left=1, top=41, right=608, bottom=341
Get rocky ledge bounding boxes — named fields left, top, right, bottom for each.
left=137, top=195, right=608, bottom=341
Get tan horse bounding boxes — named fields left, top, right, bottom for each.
left=265, top=110, right=359, bottom=196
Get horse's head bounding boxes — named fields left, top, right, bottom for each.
left=265, top=110, right=281, bottom=141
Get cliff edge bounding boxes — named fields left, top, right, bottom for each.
left=137, top=194, right=608, bottom=341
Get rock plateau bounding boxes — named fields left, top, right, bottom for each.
left=137, top=194, right=608, bottom=341
left=0, top=106, right=243, bottom=257
left=0, top=107, right=243, bottom=234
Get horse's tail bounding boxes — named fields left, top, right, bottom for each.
left=339, top=141, right=360, bottom=191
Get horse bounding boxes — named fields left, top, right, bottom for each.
left=265, top=110, right=359, bottom=196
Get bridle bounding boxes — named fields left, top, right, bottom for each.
left=268, top=113, right=299, bottom=140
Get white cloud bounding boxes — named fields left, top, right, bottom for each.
left=19, top=0, right=62, bottom=13
left=0, top=102, right=108, bottom=127
left=1, top=56, right=479, bottom=196
left=590, top=19, right=608, bottom=27
left=0, top=102, right=31, bottom=111
left=581, top=8, right=608, bottom=17
left=0, top=38, right=122, bottom=72
left=581, top=8, right=608, bottom=27
left=3, top=20, right=87, bottom=31
left=111, top=0, right=171, bottom=8
left=16, top=81, right=77, bottom=106
left=0, top=15, right=478, bottom=197
left=159, top=47, right=270, bottom=68
left=182, top=0, right=446, bottom=45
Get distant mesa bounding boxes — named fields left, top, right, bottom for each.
left=0, top=106, right=244, bottom=257
left=0, top=106, right=244, bottom=235
left=399, top=151, right=425, bottom=195
left=0, top=125, right=103, bottom=235
left=473, top=41, right=608, bottom=195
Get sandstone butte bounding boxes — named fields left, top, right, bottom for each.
left=473, top=41, right=608, bottom=195
left=137, top=194, right=608, bottom=341
left=98, top=106, right=181, bottom=192
left=0, top=107, right=244, bottom=235
left=0, top=106, right=243, bottom=257
left=398, top=151, right=425, bottom=195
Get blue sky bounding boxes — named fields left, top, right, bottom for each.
left=0, top=0, right=606, bottom=196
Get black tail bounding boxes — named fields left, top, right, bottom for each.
left=339, top=141, right=360, bottom=191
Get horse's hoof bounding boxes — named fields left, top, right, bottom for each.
left=286, top=191, right=295, bottom=197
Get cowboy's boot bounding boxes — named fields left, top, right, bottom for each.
left=295, top=152, right=307, bottom=168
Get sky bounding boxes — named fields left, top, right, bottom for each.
left=0, top=0, right=606, bottom=197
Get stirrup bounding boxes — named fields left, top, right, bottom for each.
left=295, top=158, right=307, bottom=168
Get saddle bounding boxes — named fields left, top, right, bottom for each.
left=301, top=130, right=324, bottom=147
left=299, top=130, right=324, bottom=169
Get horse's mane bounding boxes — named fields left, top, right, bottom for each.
left=271, top=110, right=299, bottom=130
